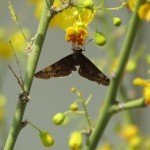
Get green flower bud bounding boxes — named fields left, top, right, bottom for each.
left=146, top=54, right=150, bottom=64
left=70, top=103, right=78, bottom=111
left=83, top=0, right=94, bottom=9
left=70, top=87, right=76, bottom=93
left=52, top=113, right=65, bottom=125
left=113, top=17, right=122, bottom=26
left=94, top=32, right=106, bottom=46
left=126, top=59, right=137, bottom=72
left=69, top=131, right=83, bottom=150
left=39, top=131, right=54, bottom=147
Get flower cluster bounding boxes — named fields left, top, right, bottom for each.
left=65, top=24, right=87, bottom=46
left=133, top=77, right=150, bottom=105
left=68, top=131, right=83, bottom=150
left=128, top=0, right=150, bottom=22
left=119, top=124, right=141, bottom=148
left=0, top=27, right=29, bottom=59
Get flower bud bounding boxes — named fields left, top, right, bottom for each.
left=39, top=131, right=54, bottom=147
left=52, top=113, right=65, bottom=125
left=70, top=87, right=76, bottom=93
left=70, top=103, right=78, bottom=111
left=133, top=78, right=147, bottom=86
left=113, top=17, right=122, bottom=26
left=144, top=86, right=150, bottom=105
left=94, top=32, right=106, bottom=46
left=83, top=0, right=94, bottom=9
left=126, top=59, right=137, bottom=72
left=69, top=131, right=82, bottom=150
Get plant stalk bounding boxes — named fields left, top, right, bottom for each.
left=86, top=0, right=145, bottom=149
left=4, top=1, right=53, bottom=149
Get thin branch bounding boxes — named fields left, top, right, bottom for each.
left=9, top=41, right=24, bottom=84
left=4, top=1, right=54, bottom=149
left=85, top=0, right=146, bottom=149
left=50, top=0, right=73, bottom=16
left=8, top=65, right=24, bottom=91
left=109, top=98, right=145, bottom=115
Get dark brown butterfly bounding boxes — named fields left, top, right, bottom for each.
left=35, top=49, right=110, bottom=86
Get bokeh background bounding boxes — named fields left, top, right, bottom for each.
left=0, top=0, right=150, bottom=149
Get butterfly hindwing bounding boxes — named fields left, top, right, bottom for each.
left=35, top=54, right=77, bottom=79
left=77, top=53, right=110, bottom=86
left=35, top=51, right=110, bottom=86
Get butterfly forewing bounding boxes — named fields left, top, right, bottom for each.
left=77, top=53, right=110, bottom=86
left=35, top=54, right=77, bottom=79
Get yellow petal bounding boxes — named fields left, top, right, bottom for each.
left=138, top=2, right=150, bottom=22
left=50, top=7, right=95, bottom=30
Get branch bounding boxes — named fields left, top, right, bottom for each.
left=85, top=0, right=146, bottom=149
left=4, top=1, right=54, bottom=149
left=109, top=98, right=145, bottom=115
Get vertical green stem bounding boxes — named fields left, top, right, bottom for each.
left=4, top=1, right=53, bottom=150
left=86, top=0, right=145, bottom=149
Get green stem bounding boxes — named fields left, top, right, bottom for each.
left=28, top=121, right=41, bottom=133
left=81, top=100, right=92, bottom=128
left=4, top=1, right=53, bottom=150
left=109, top=98, right=145, bottom=115
left=86, top=0, right=145, bottom=149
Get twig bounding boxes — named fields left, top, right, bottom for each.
left=50, top=0, right=73, bottom=16
left=109, top=98, right=145, bottom=115
left=9, top=41, right=24, bottom=84
left=8, top=65, right=24, bottom=91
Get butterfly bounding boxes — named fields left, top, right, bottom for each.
left=35, top=49, right=110, bottom=86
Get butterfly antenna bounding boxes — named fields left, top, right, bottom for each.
left=81, top=39, right=93, bottom=50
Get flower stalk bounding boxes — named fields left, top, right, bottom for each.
left=85, top=0, right=146, bottom=149
left=4, top=1, right=54, bottom=149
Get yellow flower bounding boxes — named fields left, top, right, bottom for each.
left=128, top=135, right=141, bottom=147
left=133, top=77, right=148, bottom=86
left=128, top=0, right=150, bottom=22
left=127, top=0, right=136, bottom=11
left=143, top=86, right=150, bottom=105
left=133, top=77, right=150, bottom=105
left=51, top=7, right=95, bottom=30
left=120, top=124, right=139, bottom=140
left=31, top=0, right=95, bottom=30
left=69, top=131, right=82, bottom=150
left=10, top=29, right=29, bottom=52
left=0, top=41, right=12, bottom=59
left=138, top=3, right=150, bottom=22
left=65, top=25, right=87, bottom=46
left=98, top=143, right=112, bottom=150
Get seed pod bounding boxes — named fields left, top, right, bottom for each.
left=113, top=17, right=122, bottom=26
left=39, top=131, right=54, bottom=147
left=52, top=113, right=65, bottom=125
left=94, top=32, right=106, bottom=46
left=70, top=103, right=78, bottom=111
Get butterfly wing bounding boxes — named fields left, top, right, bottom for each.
left=35, top=54, right=77, bottom=79
left=77, top=53, right=110, bottom=86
